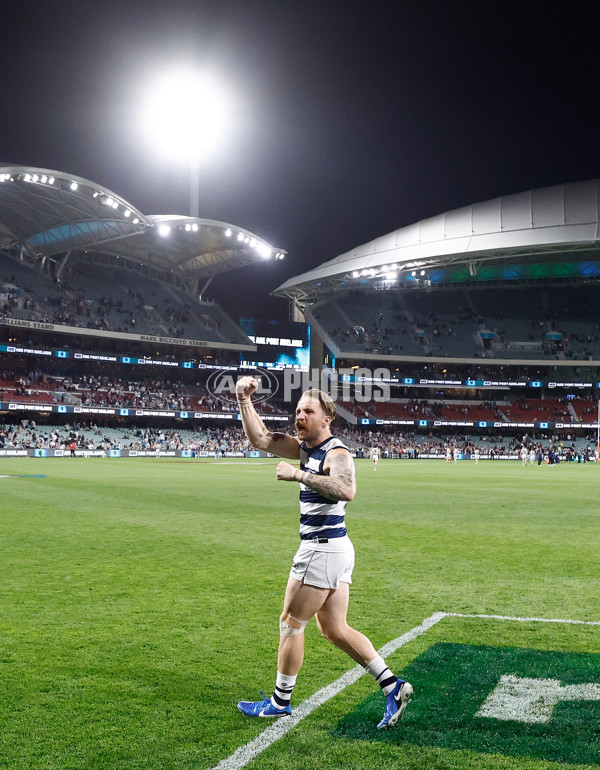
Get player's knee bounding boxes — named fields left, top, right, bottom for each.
left=279, top=613, right=308, bottom=637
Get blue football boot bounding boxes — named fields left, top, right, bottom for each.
left=237, top=691, right=292, bottom=718
left=377, top=678, right=413, bottom=729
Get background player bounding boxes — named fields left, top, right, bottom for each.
left=371, top=445, right=379, bottom=471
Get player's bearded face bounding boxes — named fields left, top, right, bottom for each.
left=295, top=397, right=328, bottom=441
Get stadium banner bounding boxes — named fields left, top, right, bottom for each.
left=10, top=449, right=258, bottom=458
left=0, top=317, right=255, bottom=352
left=356, top=418, right=594, bottom=430
left=0, top=402, right=284, bottom=422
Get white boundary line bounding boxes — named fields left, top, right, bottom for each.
left=209, top=610, right=600, bottom=770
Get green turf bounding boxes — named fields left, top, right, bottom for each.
left=337, top=642, right=600, bottom=765
left=0, top=457, right=598, bottom=769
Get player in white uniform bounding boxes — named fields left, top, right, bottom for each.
left=235, top=379, right=413, bottom=729
left=474, top=448, right=480, bottom=464
left=371, top=446, right=379, bottom=470
left=520, top=445, right=528, bottom=466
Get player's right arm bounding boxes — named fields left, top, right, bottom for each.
left=236, top=376, right=301, bottom=460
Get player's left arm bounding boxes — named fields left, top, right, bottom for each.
left=276, top=447, right=356, bottom=502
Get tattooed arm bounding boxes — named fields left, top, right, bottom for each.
left=276, top=447, right=356, bottom=501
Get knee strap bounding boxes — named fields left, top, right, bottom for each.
left=279, top=613, right=308, bottom=637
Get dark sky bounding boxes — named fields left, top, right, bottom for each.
left=2, top=1, right=599, bottom=319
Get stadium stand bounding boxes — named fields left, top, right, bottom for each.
left=308, top=284, right=600, bottom=362
left=0, top=253, right=251, bottom=346
left=2, top=170, right=600, bottom=455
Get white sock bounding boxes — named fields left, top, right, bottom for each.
left=365, top=655, right=397, bottom=696
left=271, top=671, right=297, bottom=709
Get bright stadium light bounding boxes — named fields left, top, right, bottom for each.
left=140, top=67, right=233, bottom=217
left=140, top=69, right=230, bottom=161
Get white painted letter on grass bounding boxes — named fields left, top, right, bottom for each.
left=477, top=674, right=600, bottom=724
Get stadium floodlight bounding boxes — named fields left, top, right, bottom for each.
left=70, top=181, right=78, bottom=191
left=140, top=67, right=232, bottom=217
left=225, top=228, right=232, bottom=237
left=158, top=224, right=171, bottom=236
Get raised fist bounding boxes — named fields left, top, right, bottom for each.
left=236, top=376, right=259, bottom=399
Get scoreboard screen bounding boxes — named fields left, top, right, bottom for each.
left=240, top=319, right=310, bottom=370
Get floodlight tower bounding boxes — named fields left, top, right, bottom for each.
left=141, top=69, right=231, bottom=217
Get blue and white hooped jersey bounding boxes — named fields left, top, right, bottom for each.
left=298, top=436, right=351, bottom=541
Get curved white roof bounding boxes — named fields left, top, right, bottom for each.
left=0, top=165, right=286, bottom=283
left=275, top=179, right=600, bottom=299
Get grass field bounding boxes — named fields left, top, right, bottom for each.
left=0, top=456, right=598, bottom=769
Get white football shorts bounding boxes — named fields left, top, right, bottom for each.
left=289, top=539, right=355, bottom=589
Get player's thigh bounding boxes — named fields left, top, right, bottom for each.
left=316, top=580, right=350, bottom=629
left=282, top=575, right=332, bottom=621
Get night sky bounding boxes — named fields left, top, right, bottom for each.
left=2, top=1, right=599, bottom=319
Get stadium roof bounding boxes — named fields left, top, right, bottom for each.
left=274, top=179, right=600, bottom=302
left=0, top=165, right=286, bottom=287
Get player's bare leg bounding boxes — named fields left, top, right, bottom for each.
left=278, top=576, right=330, bottom=675
left=238, top=577, right=329, bottom=718
left=315, top=581, right=377, bottom=665
left=316, top=581, right=413, bottom=728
